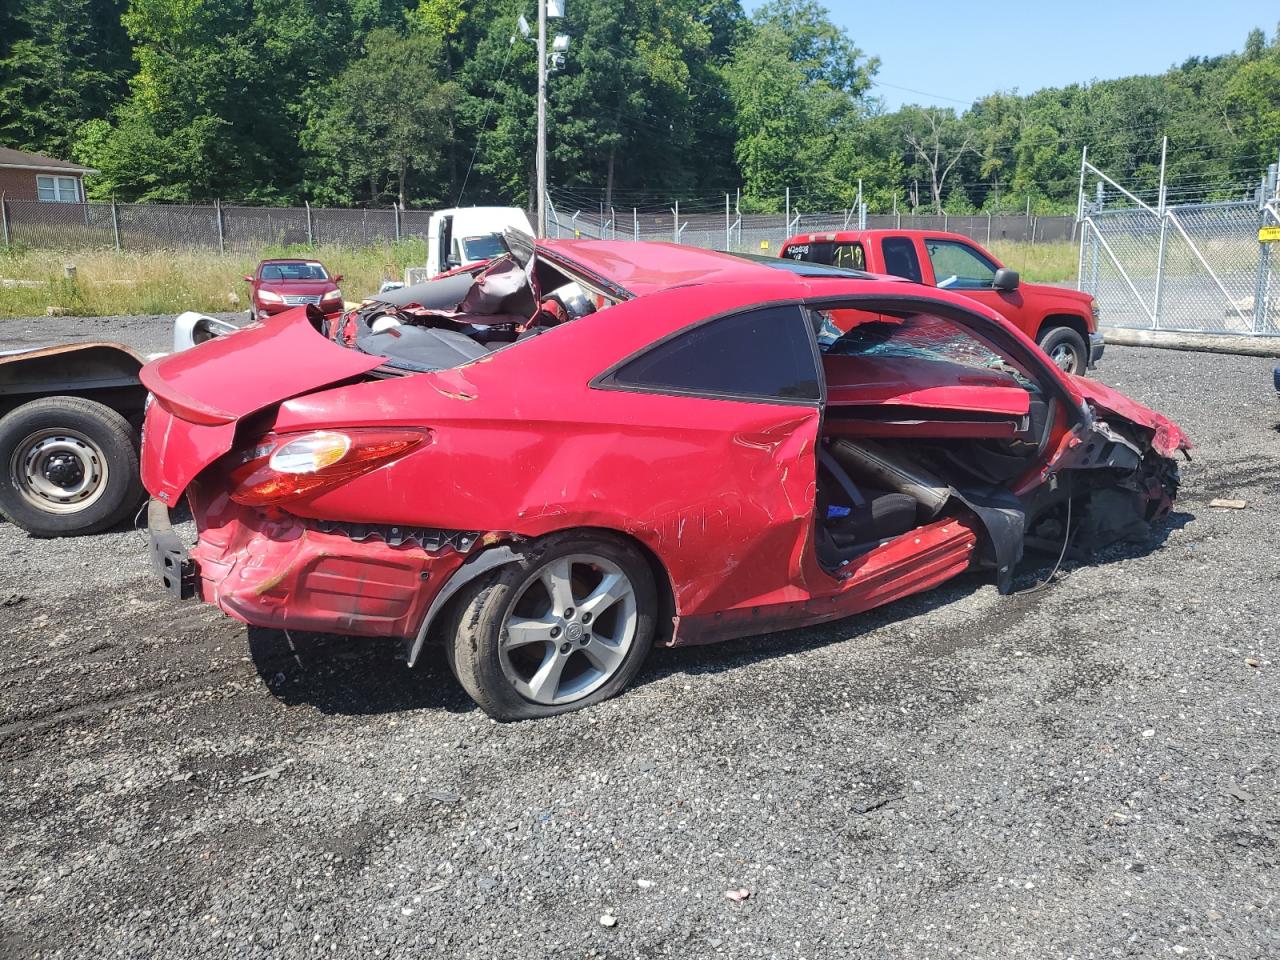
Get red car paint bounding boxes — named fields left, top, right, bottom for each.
left=780, top=230, right=1102, bottom=366
left=245, top=258, right=345, bottom=319
left=140, top=241, right=1187, bottom=678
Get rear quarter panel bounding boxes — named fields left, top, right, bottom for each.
left=269, top=282, right=825, bottom=618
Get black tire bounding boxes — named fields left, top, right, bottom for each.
left=447, top=532, right=658, bottom=721
left=0, top=396, right=143, bottom=537
left=1038, top=326, right=1089, bottom=376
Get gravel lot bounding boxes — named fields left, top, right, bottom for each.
left=1, top=317, right=1277, bottom=959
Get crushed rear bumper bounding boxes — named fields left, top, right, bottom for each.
left=147, top=499, right=196, bottom=600
left=145, top=495, right=473, bottom=639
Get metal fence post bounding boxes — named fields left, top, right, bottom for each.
left=725, top=194, right=730, bottom=250
left=215, top=199, right=224, bottom=254
left=986, top=211, right=992, bottom=244
left=0, top=193, right=9, bottom=247
left=110, top=197, right=121, bottom=252
left=673, top=200, right=679, bottom=243
left=1089, top=183, right=1102, bottom=294
left=633, top=207, right=638, bottom=242
left=1152, top=137, right=1169, bottom=329
left=306, top=201, right=314, bottom=245
left=1254, top=163, right=1278, bottom=333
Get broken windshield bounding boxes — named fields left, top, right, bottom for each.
left=812, top=308, right=1037, bottom=387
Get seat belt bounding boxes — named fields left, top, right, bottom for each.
left=817, top=445, right=866, bottom=509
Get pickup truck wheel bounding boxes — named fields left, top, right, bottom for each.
left=0, top=396, right=143, bottom=537
left=1038, top=326, right=1088, bottom=375
left=447, top=533, right=657, bottom=721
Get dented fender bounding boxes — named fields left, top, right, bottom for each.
left=405, top=540, right=527, bottom=667
left=1068, top=374, right=1191, bottom=458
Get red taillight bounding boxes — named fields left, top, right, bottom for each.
left=228, top=429, right=427, bottom=507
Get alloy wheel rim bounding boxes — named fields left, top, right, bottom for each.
left=1050, top=343, right=1077, bottom=372
left=10, top=428, right=109, bottom=514
left=498, top=554, right=638, bottom=705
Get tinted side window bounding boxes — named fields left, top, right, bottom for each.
left=610, top=305, right=819, bottom=402
left=881, top=237, right=922, bottom=283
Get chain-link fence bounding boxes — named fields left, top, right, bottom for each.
left=548, top=203, right=1074, bottom=252
left=0, top=198, right=431, bottom=251
left=1078, top=151, right=1280, bottom=336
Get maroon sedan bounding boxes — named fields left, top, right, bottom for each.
left=245, top=259, right=344, bottom=321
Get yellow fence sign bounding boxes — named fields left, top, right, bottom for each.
left=1260, top=225, right=1280, bottom=243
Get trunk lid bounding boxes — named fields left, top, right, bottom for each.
left=140, top=309, right=383, bottom=503
left=140, top=309, right=381, bottom=424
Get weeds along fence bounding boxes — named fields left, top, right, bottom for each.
left=1077, top=143, right=1280, bottom=336
left=549, top=204, right=1075, bottom=251
left=0, top=198, right=437, bottom=251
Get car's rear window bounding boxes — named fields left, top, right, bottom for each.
left=725, top=251, right=873, bottom=280
left=784, top=241, right=866, bottom=270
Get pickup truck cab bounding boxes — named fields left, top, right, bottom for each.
left=780, top=229, right=1103, bottom=374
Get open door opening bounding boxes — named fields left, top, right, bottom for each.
left=805, top=303, right=1055, bottom=580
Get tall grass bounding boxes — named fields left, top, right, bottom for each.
left=0, top=241, right=426, bottom=319
left=0, top=238, right=1082, bottom=318
left=987, top=240, right=1079, bottom=284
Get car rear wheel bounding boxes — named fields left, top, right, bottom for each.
left=1038, top=326, right=1088, bottom=375
left=0, top=396, right=143, bottom=537
left=447, top=533, right=657, bottom=720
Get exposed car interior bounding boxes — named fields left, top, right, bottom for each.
left=809, top=305, right=1051, bottom=571
left=333, top=252, right=618, bottom=373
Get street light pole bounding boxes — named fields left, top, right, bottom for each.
left=536, top=0, right=547, bottom=237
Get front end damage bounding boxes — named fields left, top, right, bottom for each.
left=1025, top=385, right=1190, bottom=562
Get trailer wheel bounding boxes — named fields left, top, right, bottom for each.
left=0, top=396, right=143, bottom=537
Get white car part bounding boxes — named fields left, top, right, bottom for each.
left=172, top=311, right=240, bottom=352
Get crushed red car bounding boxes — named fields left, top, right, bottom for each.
left=141, top=239, right=1189, bottom=720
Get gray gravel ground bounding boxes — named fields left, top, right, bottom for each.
left=1, top=317, right=1277, bottom=959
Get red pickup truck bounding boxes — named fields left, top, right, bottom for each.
left=780, top=230, right=1102, bottom=374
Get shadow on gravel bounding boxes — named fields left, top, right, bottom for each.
left=247, top=627, right=476, bottom=716
left=633, top=510, right=1195, bottom=693
left=243, top=513, right=1194, bottom=716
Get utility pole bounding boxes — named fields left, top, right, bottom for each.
left=535, top=0, right=547, bottom=237
left=533, top=2, right=567, bottom=238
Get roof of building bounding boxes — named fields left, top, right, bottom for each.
left=0, top=146, right=96, bottom=174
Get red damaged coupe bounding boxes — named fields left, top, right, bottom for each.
left=141, top=238, right=1189, bottom=720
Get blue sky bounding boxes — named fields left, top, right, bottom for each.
left=749, top=0, right=1278, bottom=110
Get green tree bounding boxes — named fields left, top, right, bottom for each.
left=305, top=28, right=458, bottom=206
left=87, top=0, right=404, bottom=201
left=1224, top=50, right=1280, bottom=179
left=725, top=0, right=877, bottom=210
left=0, top=0, right=132, bottom=158
left=900, top=106, right=973, bottom=214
